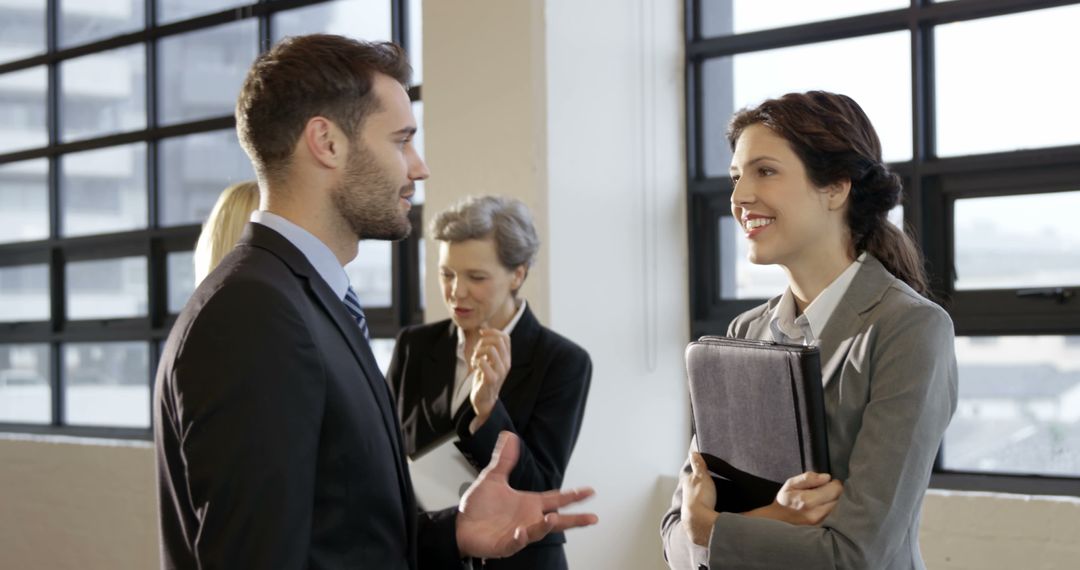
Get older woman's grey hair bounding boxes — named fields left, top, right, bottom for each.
left=431, top=196, right=541, bottom=272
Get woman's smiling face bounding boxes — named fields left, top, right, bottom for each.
left=729, top=123, right=843, bottom=269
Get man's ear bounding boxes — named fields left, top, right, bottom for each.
left=826, top=178, right=852, bottom=211
left=301, top=116, right=346, bottom=170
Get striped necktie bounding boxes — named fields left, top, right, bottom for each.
left=343, top=286, right=370, bottom=341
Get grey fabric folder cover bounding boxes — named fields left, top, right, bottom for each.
left=686, top=336, right=830, bottom=513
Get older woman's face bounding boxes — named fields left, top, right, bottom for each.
left=438, top=238, right=525, bottom=333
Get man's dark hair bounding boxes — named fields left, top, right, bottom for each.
left=235, top=34, right=412, bottom=183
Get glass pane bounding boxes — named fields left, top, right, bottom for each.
left=370, top=338, right=394, bottom=375
left=345, top=240, right=392, bottom=307
left=60, top=44, right=146, bottom=142
left=158, top=20, right=258, bottom=125
left=167, top=250, right=194, bottom=313
left=64, top=341, right=149, bottom=427
left=61, top=143, right=147, bottom=237
left=66, top=256, right=148, bottom=319
left=935, top=5, right=1080, bottom=157
left=0, top=158, right=49, bottom=243
left=157, top=0, right=249, bottom=25
left=700, top=0, right=908, bottom=37
left=719, top=215, right=787, bottom=300
left=59, top=0, right=144, bottom=49
left=0, top=344, right=51, bottom=424
left=412, top=101, right=424, bottom=204
left=0, top=264, right=49, bottom=322
left=701, top=32, right=911, bottom=178
left=0, top=0, right=46, bottom=63
left=945, top=336, right=1080, bottom=477
left=273, top=0, right=392, bottom=42
left=954, top=191, right=1080, bottom=290
left=0, top=66, right=47, bottom=154
left=159, top=129, right=255, bottom=227
left=408, top=0, right=422, bottom=84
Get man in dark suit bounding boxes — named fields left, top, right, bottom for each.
left=153, top=34, right=596, bottom=569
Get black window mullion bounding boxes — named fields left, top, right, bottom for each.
left=259, top=0, right=272, bottom=53
left=392, top=0, right=407, bottom=49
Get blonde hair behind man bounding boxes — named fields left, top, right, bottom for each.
left=193, top=180, right=260, bottom=284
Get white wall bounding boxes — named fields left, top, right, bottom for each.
left=544, top=0, right=690, bottom=568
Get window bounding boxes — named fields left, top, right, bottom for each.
left=687, top=0, right=1080, bottom=495
left=0, top=0, right=423, bottom=439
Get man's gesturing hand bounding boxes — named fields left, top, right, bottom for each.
left=456, top=432, right=598, bottom=559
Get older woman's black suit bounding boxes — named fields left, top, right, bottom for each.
left=387, top=305, right=592, bottom=570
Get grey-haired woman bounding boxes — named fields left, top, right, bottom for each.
left=387, top=195, right=592, bottom=570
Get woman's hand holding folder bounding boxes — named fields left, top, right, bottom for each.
left=682, top=453, right=844, bottom=546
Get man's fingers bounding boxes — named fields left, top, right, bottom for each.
left=546, top=512, right=600, bottom=533
left=519, top=515, right=557, bottom=545
left=539, top=486, right=595, bottom=512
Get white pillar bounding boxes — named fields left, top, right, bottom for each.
left=424, top=1, right=689, bottom=567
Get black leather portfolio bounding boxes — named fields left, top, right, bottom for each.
left=686, top=336, right=830, bottom=513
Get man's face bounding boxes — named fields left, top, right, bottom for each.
left=332, top=73, right=429, bottom=241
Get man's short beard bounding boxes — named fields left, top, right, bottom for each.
left=332, top=142, right=412, bottom=241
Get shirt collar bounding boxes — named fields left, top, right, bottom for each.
left=770, top=252, right=866, bottom=344
left=251, top=210, right=350, bottom=300
left=455, top=299, right=529, bottom=353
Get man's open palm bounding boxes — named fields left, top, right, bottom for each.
left=456, top=432, right=598, bottom=559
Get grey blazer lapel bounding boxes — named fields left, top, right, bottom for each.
left=817, top=256, right=895, bottom=386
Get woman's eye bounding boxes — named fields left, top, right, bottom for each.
left=759, top=167, right=775, bottom=176
left=731, top=175, right=740, bottom=184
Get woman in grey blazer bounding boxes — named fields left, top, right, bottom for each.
left=661, top=91, right=958, bottom=569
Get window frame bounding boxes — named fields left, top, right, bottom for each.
left=0, top=0, right=425, bottom=440
left=685, top=0, right=1080, bottom=496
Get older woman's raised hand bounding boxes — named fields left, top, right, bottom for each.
left=468, top=326, right=512, bottom=432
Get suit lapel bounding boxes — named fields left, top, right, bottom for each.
left=816, top=256, right=895, bottom=387
left=421, top=322, right=457, bottom=429
left=500, top=305, right=540, bottom=398
left=244, top=224, right=414, bottom=512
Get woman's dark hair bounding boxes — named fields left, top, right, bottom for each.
left=726, top=91, right=928, bottom=296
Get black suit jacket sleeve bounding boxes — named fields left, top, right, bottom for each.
left=159, top=280, right=325, bottom=569
left=417, top=507, right=462, bottom=567
left=454, top=344, right=592, bottom=492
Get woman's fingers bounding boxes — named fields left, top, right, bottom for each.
left=689, top=452, right=708, bottom=476
left=785, top=471, right=831, bottom=490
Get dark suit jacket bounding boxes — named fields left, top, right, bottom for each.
left=387, top=306, right=592, bottom=566
left=154, top=223, right=460, bottom=569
